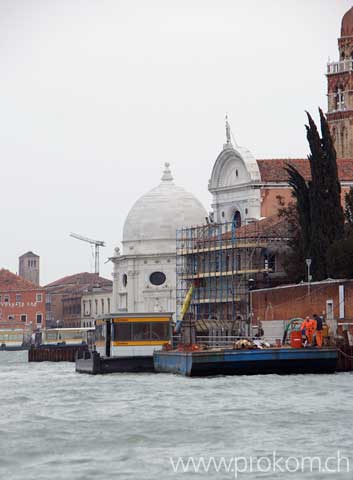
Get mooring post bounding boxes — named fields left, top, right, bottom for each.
left=106, top=320, right=111, bottom=357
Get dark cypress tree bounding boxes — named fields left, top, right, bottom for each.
left=344, top=187, right=353, bottom=230
left=305, top=109, right=344, bottom=280
left=285, top=164, right=311, bottom=258
left=281, top=109, right=345, bottom=282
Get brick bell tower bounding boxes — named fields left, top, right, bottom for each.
left=327, top=7, right=353, bottom=158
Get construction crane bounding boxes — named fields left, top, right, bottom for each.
left=70, top=233, right=106, bottom=275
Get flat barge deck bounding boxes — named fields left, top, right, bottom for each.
left=153, top=347, right=338, bottom=377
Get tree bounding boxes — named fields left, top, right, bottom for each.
left=306, top=109, right=344, bottom=280
left=280, top=109, right=345, bottom=281
left=277, top=200, right=307, bottom=282
left=344, top=187, right=353, bottom=230
left=327, top=237, right=353, bottom=278
left=285, top=164, right=311, bottom=259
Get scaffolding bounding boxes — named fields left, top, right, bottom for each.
left=176, top=221, right=286, bottom=336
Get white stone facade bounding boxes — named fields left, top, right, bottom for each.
left=208, top=138, right=262, bottom=225
left=81, top=289, right=112, bottom=327
left=111, top=164, right=207, bottom=315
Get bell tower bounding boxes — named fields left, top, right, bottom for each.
left=327, top=7, right=353, bottom=158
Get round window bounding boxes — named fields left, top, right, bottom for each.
left=150, top=271, right=166, bottom=286
left=122, top=274, right=128, bottom=287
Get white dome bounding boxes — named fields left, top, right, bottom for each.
left=123, top=163, right=207, bottom=249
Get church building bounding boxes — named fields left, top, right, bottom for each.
left=111, top=6, right=353, bottom=320
left=111, top=163, right=207, bottom=314
left=209, top=121, right=353, bottom=227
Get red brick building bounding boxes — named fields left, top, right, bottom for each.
left=45, top=272, right=112, bottom=328
left=252, top=278, right=353, bottom=329
left=0, top=269, right=46, bottom=331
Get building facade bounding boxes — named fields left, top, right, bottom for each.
left=0, top=269, right=45, bottom=331
left=176, top=215, right=290, bottom=333
left=45, top=272, right=112, bottom=328
left=19, top=251, right=40, bottom=286
left=81, top=287, right=112, bottom=327
left=209, top=122, right=353, bottom=227
left=327, top=6, right=353, bottom=158
left=111, top=163, right=207, bottom=315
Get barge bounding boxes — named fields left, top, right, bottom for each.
left=75, top=312, right=173, bottom=374
left=28, top=327, right=93, bottom=362
left=153, top=347, right=338, bottom=377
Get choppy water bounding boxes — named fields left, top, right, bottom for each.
left=0, top=351, right=352, bottom=480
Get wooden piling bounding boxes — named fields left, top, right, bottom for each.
left=28, top=344, right=89, bottom=362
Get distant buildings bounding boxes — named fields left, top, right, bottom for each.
left=81, top=286, right=112, bottom=327
left=0, top=269, right=46, bottom=331
left=44, top=272, right=112, bottom=328
left=18, top=251, right=40, bottom=286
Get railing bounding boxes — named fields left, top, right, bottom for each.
left=172, top=335, right=283, bottom=349
left=327, top=59, right=353, bottom=74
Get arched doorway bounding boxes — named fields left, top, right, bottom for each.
left=232, top=210, right=241, bottom=228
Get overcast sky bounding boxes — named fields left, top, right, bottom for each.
left=0, top=0, right=351, bottom=284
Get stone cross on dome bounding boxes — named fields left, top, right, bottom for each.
left=161, top=162, right=174, bottom=182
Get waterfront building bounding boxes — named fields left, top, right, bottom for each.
left=209, top=121, right=353, bottom=226
left=111, top=163, right=207, bottom=315
left=327, top=6, right=353, bottom=158
left=252, top=278, right=353, bottom=340
left=81, top=285, right=112, bottom=327
left=18, top=251, right=40, bottom=286
left=176, top=215, right=290, bottom=335
left=0, top=269, right=45, bottom=331
left=44, top=272, right=112, bottom=328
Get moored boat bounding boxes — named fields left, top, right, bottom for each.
left=75, top=312, right=173, bottom=374
left=153, top=346, right=338, bottom=377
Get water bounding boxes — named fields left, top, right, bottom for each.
left=0, top=351, right=352, bottom=480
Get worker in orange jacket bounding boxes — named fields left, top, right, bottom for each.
left=301, top=316, right=317, bottom=346
left=301, top=317, right=312, bottom=346
left=308, top=316, right=317, bottom=346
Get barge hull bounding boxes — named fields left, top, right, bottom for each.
left=75, top=350, right=154, bottom=374
left=153, top=348, right=338, bottom=377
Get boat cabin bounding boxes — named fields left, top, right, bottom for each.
left=95, top=312, right=173, bottom=357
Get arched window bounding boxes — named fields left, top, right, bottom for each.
left=232, top=210, right=241, bottom=228
left=335, top=85, right=345, bottom=111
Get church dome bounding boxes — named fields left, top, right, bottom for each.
left=123, top=163, right=207, bottom=251
left=341, top=7, right=353, bottom=37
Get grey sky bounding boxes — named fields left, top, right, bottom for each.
left=0, top=0, right=350, bottom=284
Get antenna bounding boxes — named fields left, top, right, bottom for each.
left=70, top=233, right=106, bottom=275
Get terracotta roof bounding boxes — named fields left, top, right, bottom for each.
left=0, top=269, right=41, bottom=292
left=224, top=215, right=291, bottom=240
left=45, top=272, right=112, bottom=294
left=256, top=158, right=353, bottom=183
